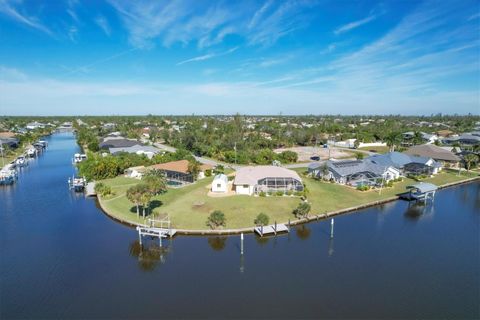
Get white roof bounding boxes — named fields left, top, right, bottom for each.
left=234, top=166, right=302, bottom=185
left=213, top=174, right=228, bottom=183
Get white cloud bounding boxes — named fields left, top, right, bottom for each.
left=334, top=13, right=378, bottom=35
left=107, top=0, right=315, bottom=49
left=95, top=15, right=111, bottom=36
left=0, top=0, right=53, bottom=36
left=176, top=47, right=238, bottom=66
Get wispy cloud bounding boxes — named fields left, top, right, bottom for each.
left=334, top=11, right=380, bottom=35
left=107, top=0, right=315, bottom=49
left=0, top=0, right=53, bottom=36
left=63, top=48, right=138, bottom=75
left=176, top=47, right=238, bottom=66
left=95, top=15, right=111, bottom=36
left=274, top=1, right=479, bottom=98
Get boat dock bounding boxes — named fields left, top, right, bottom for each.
left=136, top=226, right=177, bottom=246
left=85, top=182, right=96, bottom=197
left=254, top=222, right=290, bottom=237
left=400, top=182, right=438, bottom=203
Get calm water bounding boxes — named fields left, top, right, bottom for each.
left=1, top=133, right=479, bottom=319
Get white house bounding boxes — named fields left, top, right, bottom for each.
left=233, top=166, right=303, bottom=196
left=211, top=174, right=228, bottom=193
left=124, top=166, right=146, bottom=179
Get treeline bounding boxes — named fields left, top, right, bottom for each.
left=77, top=149, right=197, bottom=180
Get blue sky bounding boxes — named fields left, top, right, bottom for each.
left=0, top=0, right=479, bottom=115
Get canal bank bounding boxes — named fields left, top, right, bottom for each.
left=96, top=172, right=480, bottom=235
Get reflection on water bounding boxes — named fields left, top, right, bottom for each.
left=207, top=236, right=227, bottom=251
left=129, top=240, right=171, bottom=271
left=295, top=225, right=311, bottom=240
left=1, top=133, right=479, bottom=319
left=404, top=201, right=435, bottom=221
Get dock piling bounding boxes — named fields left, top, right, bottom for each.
left=330, top=218, right=335, bottom=239
left=240, top=233, right=244, bottom=255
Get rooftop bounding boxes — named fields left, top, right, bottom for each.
left=234, top=166, right=302, bottom=185
left=405, top=144, right=460, bottom=162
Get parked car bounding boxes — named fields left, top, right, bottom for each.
left=310, top=156, right=320, bottom=161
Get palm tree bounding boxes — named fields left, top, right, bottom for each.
left=126, top=185, right=143, bottom=218
left=142, top=169, right=167, bottom=195
left=463, top=154, right=479, bottom=172
left=412, top=131, right=424, bottom=145
left=187, top=160, right=201, bottom=180
left=385, top=132, right=402, bottom=152
left=140, top=191, right=153, bottom=219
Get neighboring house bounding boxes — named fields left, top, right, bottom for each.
left=442, top=133, right=480, bottom=146
left=0, top=132, right=19, bottom=149
left=368, top=152, right=441, bottom=175
left=99, top=138, right=139, bottom=149
left=124, top=166, right=147, bottom=179
left=405, top=144, right=461, bottom=167
left=109, top=145, right=161, bottom=159
left=149, top=160, right=212, bottom=184
left=211, top=174, right=228, bottom=193
left=26, top=122, right=45, bottom=130
left=402, top=132, right=438, bottom=146
left=310, top=160, right=400, bottom=187
left=233, top=166, right=303, bottom=195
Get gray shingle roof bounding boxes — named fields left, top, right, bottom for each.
left=368, top=152, right=432, bottom=168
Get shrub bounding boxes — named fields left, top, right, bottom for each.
left=293, top=202, right=311, bottom=218
left=259, top=191, right=266, bottom=197
left=94, top=182, right=113, bottom=197
left=286, top=190, right=294, bottom=196
left=254, top=213, right=270, bottom=226
left=206, top=210, right=226, bottom=229
left=356, top=185, right=370, bottom=191
left=294, top=191, right=303, bottom=197
left=205, top=169, right=212, bottom=177
left=275, top=190, right=284, bottom=196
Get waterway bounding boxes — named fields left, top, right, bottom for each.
left=1, top=133, right=479, bottom=319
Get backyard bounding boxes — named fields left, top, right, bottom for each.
left=99, top=169, right=479, bottom=231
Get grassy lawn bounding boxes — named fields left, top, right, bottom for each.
left=358, top=145, right=390, bottom=153
left=99, top=169, right=478, bottom=230
left=100, top=175, right=300, bottom=229
left=296, top=168, right=479, bottom=215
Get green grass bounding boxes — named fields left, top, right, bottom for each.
left=358, top=146, right=390, bottom=153
left=100, top=175, right=300, bottom=229
left=99, top=169, right=479, bottom=230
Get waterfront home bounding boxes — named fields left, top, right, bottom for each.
left=99, top=137, right=139, bottom=149
left=310, top=159, right=400, bottom=187
left=233, top=166, right=303, bottom=195
left=109, top=145, right=161, bottom=159
left=402, top=132, right=438, bottom=146
left=0, top=136, right=19, bottom=149
left=405, top=144, right=461, bottom=167
left=149, top=160, right=212, bottom=185
left=124, top=166, right=147, bottom=179
left=26, top=121, right=45, bottom=130
left=211, top=174, right=228, bottom=193
left=368, top=152, right=441, bottom=176
left=442, top=133, right=480, bottom=146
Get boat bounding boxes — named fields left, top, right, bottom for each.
left=73, top=153, right=87, bottom=163
left=27, top=148, right=37, bottom=158
left=0, top=169, right=17, bottom=185
left=68, top=176, right=87, bottom=192
left=15, top=156, right=28, bottom=167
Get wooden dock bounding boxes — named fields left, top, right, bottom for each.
left=85, top=182, right=96, bottom=197
left=254, top=222, right=289, bottom=237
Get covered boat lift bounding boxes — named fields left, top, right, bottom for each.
left=401, top=182, right=438, bottom=203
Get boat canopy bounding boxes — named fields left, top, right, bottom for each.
left=406, top=182, right=438, bottom=193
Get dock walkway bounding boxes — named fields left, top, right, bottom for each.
left=85, top=182, right=96, bottom=197
left=254, top=223, right=289, bottom=237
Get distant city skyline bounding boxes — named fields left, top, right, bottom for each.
left=0, top=0, right=479, bottom=115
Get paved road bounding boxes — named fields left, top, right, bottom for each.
left=152, top=142, right=373, bottom=171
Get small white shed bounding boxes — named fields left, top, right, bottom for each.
left=212, top=174, right=228, bottom=193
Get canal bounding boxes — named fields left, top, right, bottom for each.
left=1, top=133, right=479, bottom=319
